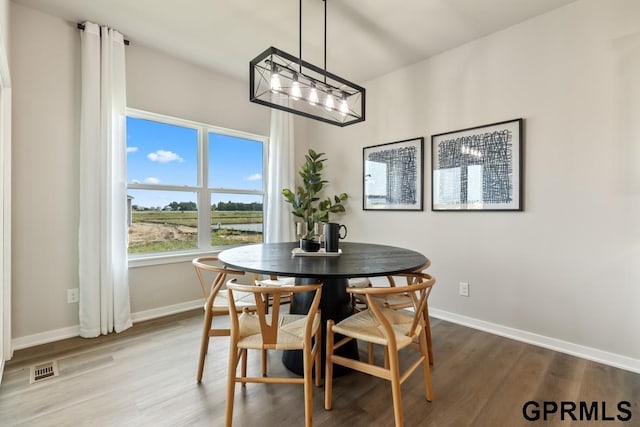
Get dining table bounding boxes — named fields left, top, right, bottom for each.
left=218, top=241, right=429, bottom=376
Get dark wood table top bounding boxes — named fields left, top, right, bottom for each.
left=218, top=241, right=428, bottom=279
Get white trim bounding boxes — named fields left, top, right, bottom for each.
left=130, top=299, right=202, bottom=323
left=128, top=249, right=220, bottom=268
left=12, top=325, right=80, bottom=351
left=1, top=87, right=10, bottom=361
left=429, top=308, right=640, bottom=374
left=0, top=17, right=11, bottom=382
left=12, top=299, right=203, bottom=351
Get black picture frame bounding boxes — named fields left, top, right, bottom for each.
left=431, top=118, right=523, bottom=211
left=363, top=137, right=424, bottom=211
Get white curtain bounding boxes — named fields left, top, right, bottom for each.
left=78, top=22, right=132, bottom=337
left=265, top=109, right=295, bottom=243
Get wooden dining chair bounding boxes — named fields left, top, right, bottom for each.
left=225, top=279, right=323, bottom=427
left=252, top=273, right=295, bottom=312
left=350, top=259, right=436, bottom=364
left=325, top=272, right=436, bottom=427
left=192, top=256, right=256, bottom=383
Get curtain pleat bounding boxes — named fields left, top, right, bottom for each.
left=265, top=109, right=295, bottom=243
left=79, top=22, right=132, bottom=337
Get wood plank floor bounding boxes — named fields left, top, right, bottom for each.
left=1, top=310, right=638, bottom=426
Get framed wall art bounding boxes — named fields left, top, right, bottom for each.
left=431, top=118, right=523, bottom=211
left=363, top=137, right=424, bottom=211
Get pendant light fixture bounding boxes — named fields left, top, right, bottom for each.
left=249, top=0, right=365, bottom=127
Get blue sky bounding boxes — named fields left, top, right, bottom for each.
left=126, top=117, right=263, bottom=209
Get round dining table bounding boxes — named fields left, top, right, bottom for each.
left=218, top=241, right=428, bottom=375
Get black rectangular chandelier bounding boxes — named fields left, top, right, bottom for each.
left=249, top=1, right=365, bottom=127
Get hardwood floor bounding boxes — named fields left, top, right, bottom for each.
left=1, top=310, right=638, bottom=426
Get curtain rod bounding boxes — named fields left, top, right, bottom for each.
left=77, top=23, right=130, bottom=46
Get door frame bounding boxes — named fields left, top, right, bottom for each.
left=0, top=17, right=12, bottom=379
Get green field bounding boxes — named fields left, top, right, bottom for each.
left=132, top=210, right=263, bottom=226
left=129, top=210, right=263, bottom=254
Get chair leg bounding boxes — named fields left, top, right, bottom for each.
left=325, top=320, right=335, bottom=410
left=314, top=329, right=322, bottom=387
left=384, top=347, right=390, bottom=370
left=226, top=346, right=240, bottom=427
left=388, top=347, right=404, bottom=427
left=303, top=347, right=313, bottom=427
left=241, top=349, right=248, bottom=387
left=368, top=342, right=374, bottom=365
left=418, top=329, right=433, bottom=401
left=424, top=308, right=434, bottom=365
left=197, top=308, right=214, bottom=383
left=261, top=349, right=268, bottom=377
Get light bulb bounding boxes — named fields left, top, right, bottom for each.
left=308, top=83, right=319, bottom=105
left=324, top=90, right=335, bottom=111
left=339, top=93, right=349, bottom=115
left=291, top=75, right=302, bottom=100
left=270, top=66, right=281, bottom=93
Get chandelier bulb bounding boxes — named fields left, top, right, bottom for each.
left=291, top=74, right=302, bottom=100
left=308, top=83, right=319, bottom=106
left=324, top=90, right=335, bottom=111
left=270, top=65, right=281, bottom=93
left=339, top=92, right=349, bottom=115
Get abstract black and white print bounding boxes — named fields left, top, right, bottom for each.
left=431, top=119, right=522, bottom=211
left=363, top=138, right=424, bottom=210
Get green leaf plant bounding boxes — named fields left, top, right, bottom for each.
left=282, top=149, right=348, bottom=241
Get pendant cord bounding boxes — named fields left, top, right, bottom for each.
left=299, top=0, right=302, bottom=72
left=323, top=0, right=327, bottom=83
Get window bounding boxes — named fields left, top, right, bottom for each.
left=126, top=109, right=266, bottom=256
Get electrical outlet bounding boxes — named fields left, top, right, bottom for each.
left=67, top=288, right=79, bottom=304
left=459, top=282, right=469, bottom=297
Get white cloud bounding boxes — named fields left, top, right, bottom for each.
left=245, top=173, right=262, bottom=181
left=130, top=179, right=141, bottom=184
left=144, top=177, right=161, bottom=184
left=147, top=150, right=184, bottom=163
left=127, top=146, right=139, bottom=153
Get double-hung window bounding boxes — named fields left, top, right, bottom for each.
left=126, top=109, right=266, bottom=258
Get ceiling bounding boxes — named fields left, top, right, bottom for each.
left=13, top=0, right=578, bottom=83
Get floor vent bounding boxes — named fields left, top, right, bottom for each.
left=30, top=360, right=59, bottom=384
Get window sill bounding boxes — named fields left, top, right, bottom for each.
left=128, top=243, right=260, bottom=268
left=128, top=250, right=220, bottom=268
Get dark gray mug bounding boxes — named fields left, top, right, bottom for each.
left=324, top=222, right=347, bottom=252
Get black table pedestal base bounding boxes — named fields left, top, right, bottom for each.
left=282, top=277, right=358, bottom=377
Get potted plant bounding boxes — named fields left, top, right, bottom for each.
left=282, top=149, right=348, bottom=251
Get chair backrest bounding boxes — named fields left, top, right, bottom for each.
left=226, top=279, right=322, bottom=347
left=192, top=256, right=245, bottom=303
left=385, top=258, right=432, bottom=287
left=348, top=272, right=435, bottom=346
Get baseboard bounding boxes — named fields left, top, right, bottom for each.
left=12, top=325, right=80, bottom=351
left=130, top=299, right=202, bottom=323
left=429, top=308, right=640, bottom=374
left=11, top=299, right=202, bottom=352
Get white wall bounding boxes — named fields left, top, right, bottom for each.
left=11, top=3, right=80, bottom=341
left=9, top=2, right=269, bottom=342
left=303, top=0, right=640, bottom=365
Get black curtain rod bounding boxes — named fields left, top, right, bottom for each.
left=77, top=23, right=130, bottom=46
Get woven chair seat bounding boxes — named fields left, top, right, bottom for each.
left=236, top=312, right=321, bottom=350
left=332, top=307, right=420, bottom=348
left=209, top=289, right=256, bottom=314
